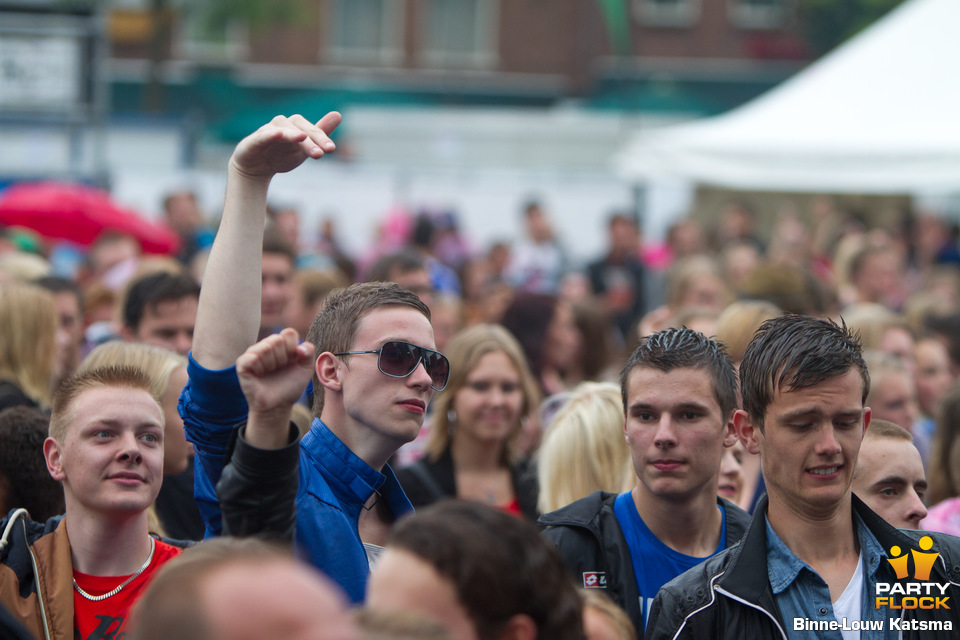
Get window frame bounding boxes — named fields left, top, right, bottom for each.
left=417, top=0, right=499, bottom=69
left=633, top=0, right=702, bottom=28
left=325, top=0, right=406, bottom=66
left=727, top=0, right=790, bottom=30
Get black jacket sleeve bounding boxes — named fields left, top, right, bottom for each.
left=216, top=423, right=300, bottom=542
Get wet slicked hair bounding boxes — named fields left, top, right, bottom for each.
left=306, top=281, right=430, bottom=418
left=619, top=327, right=738, bottom=420
left=740, top=314, right=869, bottom=430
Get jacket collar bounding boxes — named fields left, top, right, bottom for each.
left=301, top=418, right=415, bottom=522
left=537, top=490, right=618, bottom=530
left=717, top=492, right=918, bottom=606
left=713, top=494, right=773, bottom=606
left=538, top=491, right=747, bottom=536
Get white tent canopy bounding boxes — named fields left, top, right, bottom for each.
left=615, top=0, right=960, bottom=193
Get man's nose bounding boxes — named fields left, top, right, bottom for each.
left=653, top=415, right=677, bottom=447
left=117, top=432, right=144, bottom=463
left=906, top=488, right=929, bottom=527
left=408, top=360, right=433, bottom=389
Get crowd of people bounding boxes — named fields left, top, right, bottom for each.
left=2, top=111, right=960, bottom=639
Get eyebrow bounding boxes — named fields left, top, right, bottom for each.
left=628, top=401, right=712, bottom=413
left=84, top=418, right=163, bottom=430
left=870, top=476, right=928, bottom=490
left=370, top=339, right=437, bottom=351
left=779, top=408, right=862, bottom=422
left=871, top=476, right=907, bottom=488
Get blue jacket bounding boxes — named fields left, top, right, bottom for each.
left=179, top=355, right=414, bottom=603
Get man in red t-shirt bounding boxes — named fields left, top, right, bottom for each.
left=0, top=366, right=184, bottom=639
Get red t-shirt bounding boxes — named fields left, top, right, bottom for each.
left=73, top=539, right=182, bottom=640
left=500, top=497, right=523, bottom=518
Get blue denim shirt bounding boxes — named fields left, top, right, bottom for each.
left=180, top=354, right=414, bottom=604
left=766, top=512, right=897, bottom=639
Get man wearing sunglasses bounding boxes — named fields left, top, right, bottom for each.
left=179, top=112, right=448, bottom=604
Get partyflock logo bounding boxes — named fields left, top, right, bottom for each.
left=875, top=536, right=950, bottom=610
left=794, top=537, right=954, bottom=634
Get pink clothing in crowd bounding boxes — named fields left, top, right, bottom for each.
left=921, top=497, right=960, bottom=536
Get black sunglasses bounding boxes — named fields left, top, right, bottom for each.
left=334, top=340, right=450, bottom=391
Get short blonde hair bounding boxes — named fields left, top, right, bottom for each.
left=0, top=283, right=58, bottom=407
left=537, top=382, right=633, bottom=513
left=842, top=303, right=911, bottom=351
left=49, top=366, right=158, bottom=442
left=864, top=418, right=913, bottom=442
left=0, top=252, right=52, bottom=281
left=78, top=341, right=187, bottom=402
left=666, top=256, right=730, bottom=310
left=714, top=300, right=782, bottom=362
left=582, top=589, right=636, bottom=640
left=425, top=324, right=540, bottom=462
left=863, top=349, right=909, bottom=392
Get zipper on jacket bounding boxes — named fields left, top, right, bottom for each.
left=714, top=582, right=788, bottom=640
left=13, top=511, right=53, bottom=640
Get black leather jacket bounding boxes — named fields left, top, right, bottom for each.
left=645, top=494, right=960, bottom=640
left=216, top=424, right=300, bottom=541
left=539, top=491, right=751, bottom=639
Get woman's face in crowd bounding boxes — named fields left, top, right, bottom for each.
left=544, top=301, right=580, bottom=372
left=717, top=440, right=746, bottom=504
left=453, top=350, right=525, bottom=447
left=915, top=338, right=953, bottom=418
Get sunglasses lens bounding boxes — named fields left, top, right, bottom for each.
left=378, top=341, right=421, bottom=378
left=376, top=341, right=449, bottom=390
left=423, top=351, right=450, bottom=390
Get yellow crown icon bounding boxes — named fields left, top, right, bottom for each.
left=886, top=536, right=939, bottom=581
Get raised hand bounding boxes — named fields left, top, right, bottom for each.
left=194, top=113, right=340, bottom=371
left=236, top=328, right=315, bottom=449
left=229, top=112, right=342, bottom=180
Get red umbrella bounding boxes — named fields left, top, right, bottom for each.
left=0, top=181, right=181, bottom=255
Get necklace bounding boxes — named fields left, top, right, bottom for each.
left=73, top=537, right=156, bottom=602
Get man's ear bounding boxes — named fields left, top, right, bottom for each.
left=43, top=437, right=66, bottom=482
left=315, top=352, right=342, bottom=392
left=495, top=614, right=537, bottom=640
left=733, top=409, right=762, bottom=455
left=722, top=410, right=739, bottom=448
left=862, top=406, right=872, bottom=436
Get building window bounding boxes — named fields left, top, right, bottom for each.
left=326, top=0, right=404, bottom=65
left=175, top=6, right=249, bottom=62
left=418, top=0, right=498, bottom=68
left=633, top=0, right=701, bottom=28
left=728, top=0, right=789, bottom=29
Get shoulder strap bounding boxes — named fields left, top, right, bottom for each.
left=0, top=508, right=30, bottom=556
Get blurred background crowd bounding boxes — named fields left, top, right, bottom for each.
left=3, top=1, right=960, bottom=637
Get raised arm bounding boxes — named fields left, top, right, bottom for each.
left=193, top=113, right=342, bottom=369
left=217, top=328, right=315, bottom=539
left=182, top=113, right=340, bottom=537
